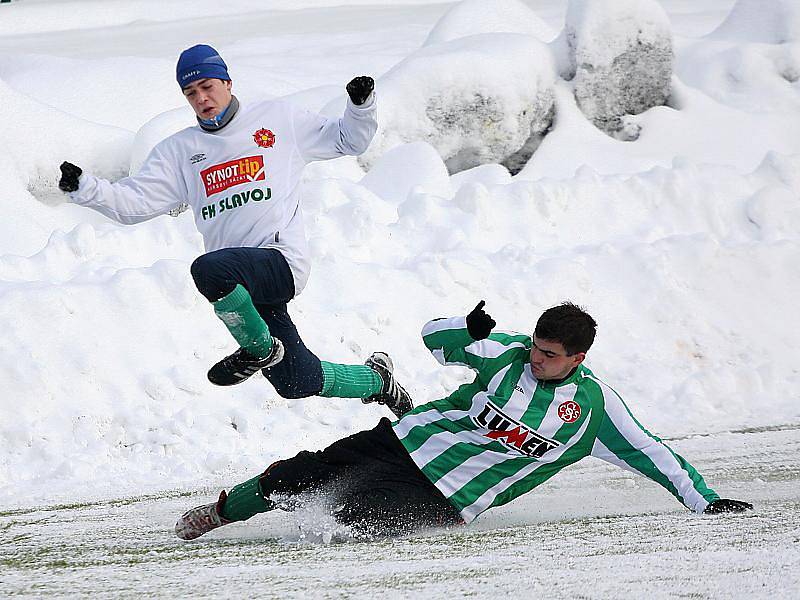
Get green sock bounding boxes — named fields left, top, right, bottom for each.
left=320, top=361, right=383, bottom=398
left=221, top=475, right=274, bottom=522
left=213, top=284, right=273, bottom=358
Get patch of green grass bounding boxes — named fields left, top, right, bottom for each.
left=0, top=489, right=197, bottom=518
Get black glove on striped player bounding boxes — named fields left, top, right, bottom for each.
left=466, top=300, right=496, bottom=341
left=703, top=499, right=753, bottom=514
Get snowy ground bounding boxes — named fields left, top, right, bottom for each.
left=1, top=0, right=800, bottom=596
left=3, top=426, right=799, bottom=598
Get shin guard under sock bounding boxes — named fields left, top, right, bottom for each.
left=319, top=361, right=382, bottom=398
left=212, top=284, right=273, bottom=358
left=220, top=474, right=275, bottom=522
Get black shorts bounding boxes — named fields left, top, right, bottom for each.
left=259, top=418, right=464, bottom=535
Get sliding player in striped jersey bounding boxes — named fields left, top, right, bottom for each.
left=175, top=301, right=752, bottom=540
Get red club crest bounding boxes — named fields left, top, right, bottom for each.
left=253, top=128, right=275, bottom=149
left=557, top=400, right=581, bottom=423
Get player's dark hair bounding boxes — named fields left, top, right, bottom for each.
left=534, top=302, right=597, bottom=355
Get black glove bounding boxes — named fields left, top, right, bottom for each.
left=703, top=499, right=753, bottom=514
left=466, top=300, right=496, bottom=341
left=59, top=161, right=83, bottom=192
left=346, top=76, right=374, bottom=106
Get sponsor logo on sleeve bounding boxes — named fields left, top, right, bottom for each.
left=253, top=128, right=276, bottom=149
left=200, top=155, right=265, bottom=196
left=472, top=401, right=560, bottom=458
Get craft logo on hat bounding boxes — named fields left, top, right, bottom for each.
left=176, top=44, right=231, bottom=87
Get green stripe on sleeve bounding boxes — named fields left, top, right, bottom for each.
left=597, top=416, right=682, bottom=498
left=596, top=415, right=718, bottom=507
left=593, top=378, right=718, bottom=508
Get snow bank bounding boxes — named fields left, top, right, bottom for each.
left=0, top=0, right=444, bottom=36
left=450, top=163, right=512, bottom=194
left=555, top=0, right=673, bottom=136
left=675, top=1, right=800, bottom=115
left=423, top=0, right=556, bottom=46
left=0, top=79, right=131, bottom=186
left=0, top=54, right=180, bottom=132
left=0, top=78, right=133, bottom=256
left=358, top=33, right=557, bottom=174
left=675, top=39, right=800, bottom=114
left=710, top=0, right=800, bottom=44
left=518, top=77, right=800, bottom=181
left=359, top=142, right=452, bottom=204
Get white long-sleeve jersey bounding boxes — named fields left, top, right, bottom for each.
left=69, top=95, right=378, bottom=294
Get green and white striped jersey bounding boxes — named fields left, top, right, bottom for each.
left=392, top=316, right=719, bottom=523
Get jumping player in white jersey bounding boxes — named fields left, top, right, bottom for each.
left=59, top=44, right=412, bottom=418
left=175, top=301, right=752, bottom=540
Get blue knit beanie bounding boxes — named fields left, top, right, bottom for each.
left=176, top=44, right=231, bottom=88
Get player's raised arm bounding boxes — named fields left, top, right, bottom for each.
left=421, top=301, right=494, bottom=368
left=292, top=75, right=377, bottom=162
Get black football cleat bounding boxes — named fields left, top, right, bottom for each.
left=362, top=352, right=414, bottom=418
left=207, top=338, right=285, bottom=386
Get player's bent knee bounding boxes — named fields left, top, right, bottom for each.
left=190, top=253, right=236, bottom=301
left=190, top=254, right=215, bottom=293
